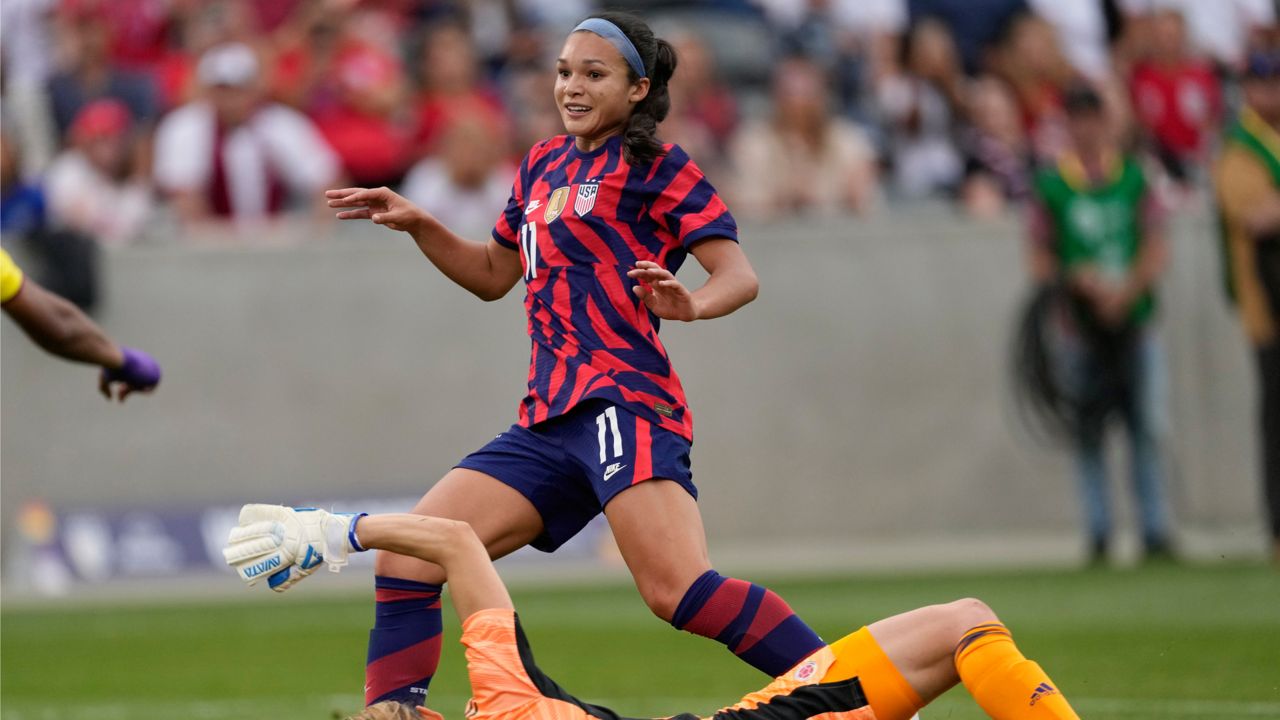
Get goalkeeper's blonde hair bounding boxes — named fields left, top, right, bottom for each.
left=344, top=700, right=437, bottom=720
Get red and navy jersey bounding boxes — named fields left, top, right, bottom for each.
left=492, top=134, right=737, bottom=440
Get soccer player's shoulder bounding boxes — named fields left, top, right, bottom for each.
left=527, top=135, right=574, bottom=163
left=660, top=141, right=690, bottom=161
left=645, top=143, right=700, bottom=184
left=657, top=142, right=694, bottom=169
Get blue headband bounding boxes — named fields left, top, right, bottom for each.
left=573, top=18, right=647, bottom=78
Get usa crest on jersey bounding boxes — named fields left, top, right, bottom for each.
left=574, top=182, right=599, bottom=217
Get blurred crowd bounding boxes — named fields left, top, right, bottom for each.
left=0, top=0, right=1276, bottom=251
left=1, top=0, right=1278, bottom=562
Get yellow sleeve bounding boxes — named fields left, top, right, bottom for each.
left=0, top=247, right=25, bottom=304
left=1216, top=147, right=1278, bottom=223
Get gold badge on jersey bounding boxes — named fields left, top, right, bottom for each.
left=544, top=186, right=570, bottom=224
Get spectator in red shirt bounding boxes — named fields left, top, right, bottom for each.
left=102, top=0, right=174, bottom=71
left=1129, top=8, right=1223, bottom=183
left=312, top=40, right=414, bottom=187
left=411, top=22, right=508, bottom=159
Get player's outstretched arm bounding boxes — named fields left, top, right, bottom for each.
left=224, top=506, right=513, bottom=620
left=2, top=277, right=160, bottom=401
left=325, top=186, right=522, bottom=302
left=356, top=514, right=514, bottom=621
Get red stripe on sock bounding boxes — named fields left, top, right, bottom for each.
left=733, top=589, right=796, bottom=655
left=363, top=633, right=443, bottom=704
left=683, top=578, right=751, bottom=639
left=633, top=417, right=653, bottom=482
left=375, top=588, right=442, bottom=605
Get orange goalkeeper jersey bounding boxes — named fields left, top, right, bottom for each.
left=460, top=608, right=876, bottom=720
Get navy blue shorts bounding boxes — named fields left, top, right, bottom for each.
left=456, top=400, right=695, bottom=552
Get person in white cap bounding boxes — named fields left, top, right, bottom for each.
left=153, top=42, right=339, bottom=227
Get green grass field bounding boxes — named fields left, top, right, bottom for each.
left=3, top=564, right=1279, bottom=720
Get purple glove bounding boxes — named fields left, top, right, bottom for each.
left=100, top=346, right=161, bottom=400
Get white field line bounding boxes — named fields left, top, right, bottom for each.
left=4, top=695, right=1280, bottom=719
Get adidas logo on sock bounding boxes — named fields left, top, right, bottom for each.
left=1030, top=682, right=1059, bottom=706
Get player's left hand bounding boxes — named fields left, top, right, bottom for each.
left=628, top=261, right=699, bottom=322
left=100, top=346, right=161, bottom=402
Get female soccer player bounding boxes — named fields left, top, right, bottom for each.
left=225, top=504, right=1083, bottom=720
left=325, top=12, right=826, bottom=708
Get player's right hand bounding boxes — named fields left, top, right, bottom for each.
left=222, top=504, right=366, bottom=593
left=100, top=346, right=161, bottom=402
left=325, top=187, right=429, bottom=234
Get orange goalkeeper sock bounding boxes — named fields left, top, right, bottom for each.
left=954, top=623, right=1080, bottom=719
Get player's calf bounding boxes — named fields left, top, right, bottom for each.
left=670, top=570, right=826, bottom=677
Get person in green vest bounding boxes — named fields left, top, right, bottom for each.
left=1026, top=83, right=1173, bottom=564
left=1215, top=51, right=1280, bottom=565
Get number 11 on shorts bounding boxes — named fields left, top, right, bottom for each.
left=596, top=406, right=623, bottom=463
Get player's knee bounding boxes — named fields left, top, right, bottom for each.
left=434, top=516, right=476, bottom=541
left=637, top=580, right=686, bottom=622
left=945, top=597, right=999, bottom=637
left=438, top=517, right=485, bottom=554
left=372, top=548, right=447, bottom=584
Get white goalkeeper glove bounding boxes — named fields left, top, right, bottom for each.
left=222, top=504, right=367, bottom=592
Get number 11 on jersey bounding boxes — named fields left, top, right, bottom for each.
left=597, top=406, right=623, bottom=463
left=519, top=222, right=538, bottom=280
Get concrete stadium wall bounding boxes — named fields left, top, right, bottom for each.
left=1, top=207, right=1268, bottom=572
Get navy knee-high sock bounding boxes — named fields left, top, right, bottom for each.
left=364, top=576, right=443, bottom=706
left=671, top=570, right=824, bottom=677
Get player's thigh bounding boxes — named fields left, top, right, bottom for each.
left=604, top=479, right=712, bottom=619
left=865, top=598, right=999, bottom=704
left=375, top=467, right=545, bottom=581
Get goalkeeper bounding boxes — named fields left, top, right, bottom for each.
left=226, top=506, right=1080, bottom=720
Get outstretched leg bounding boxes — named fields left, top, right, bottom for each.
left=365, top=469, right=543, bottom=706
left=606, top=480, right=826, bottom=677
left=822, top=598, right=1080, bottom=720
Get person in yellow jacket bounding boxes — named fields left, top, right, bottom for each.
left=2, top=246, right=159, bottom=400
left=1215, top=51, right=1280, bottom=563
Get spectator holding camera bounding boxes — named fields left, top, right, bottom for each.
left=1026, top=84, right=1173, bottom=564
